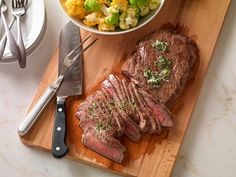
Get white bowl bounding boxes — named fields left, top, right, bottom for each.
left=59, top=0, right=165, bottom=35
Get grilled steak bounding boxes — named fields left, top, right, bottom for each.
left=76, top=74, right=173, bottom=163
left=82, top=126, right=125, bottom=163
left=121, top=29, right=199, bottom=107
left=76, top=29, right=198, bottom=164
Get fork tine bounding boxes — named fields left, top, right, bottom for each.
left=19, top=0, right=22, bottom=7
left=66, top=35, right=91, bottom=59
left=14, top=0, right=18, bottom=8
left=74, top=38, right=98, bottom=59
left=17, top=0, right=20, bottom=7
left=64, top=38, right=98, bottom=67
left=12, top=0, right=15, bottom=8
left=69, top=38, right=98, bottom=63
left=15, top=0, right=18, bottom=8
left=21, top=0, right=25, bottom=7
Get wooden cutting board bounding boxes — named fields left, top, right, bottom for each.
left=20, top=0, right=231, bottom=176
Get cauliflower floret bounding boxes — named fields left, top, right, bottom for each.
left=98, top=18, right=116, bottom=31
left=83, top=11, right=104, bottom=26
left=119, top=7, right=138, bottom=30
left=65, top=0, right=86, bottom=19
left=139, top=6, right=150, bottom=16
left=101, top=5, right=119, bottom=16
left=111, top=0, right=128, bottom=11
left=84, top=0, right=102, bottom=12
left=101, top=5, right=119, bottom=25
left=148, top=0, right=160, bottom=10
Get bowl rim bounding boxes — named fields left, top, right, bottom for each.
left=58, top=0, right=165, bottom=35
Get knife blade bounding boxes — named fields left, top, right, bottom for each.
left=52, top=22, right=82, bottom=158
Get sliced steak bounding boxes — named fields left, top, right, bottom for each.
left=102, top=79, right=141, bottom=142
left=121, top=29, right=199, bottom=107
left=129, top=81, right=162, bottom=134
left=120, top=78, right=140, bottom=123
left=77, top=90, right=124, bottom=137
left=96, top=90, right=126, bottom=137
left=139, top=88, right=173, bottom=127
left=107, top=74, right=140, bottom=123
left=82, top=126, right=125, bottom=163
left=126, top=81, right=150, bottom=133
left=76, top=29, right=198, bottom=164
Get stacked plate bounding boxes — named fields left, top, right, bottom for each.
left=0, top=0, right=46, bottom=63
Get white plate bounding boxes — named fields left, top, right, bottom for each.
left=0, top=0, right=45, bottom=63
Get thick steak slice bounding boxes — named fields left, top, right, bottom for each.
left=96, top=90, right=126, bottom=137
left=121, top=29, right=199, bottom=107
left=107, top=74, right=140, bottom=123
left=77, top=91, right=124, bottom=137
left=102, top=79, right=141, bottom=142
left=82, top=126, right=125, bottom=164
left=94, top=91, right=125, bottom=137
left=126, top=82, right=150, bottom=133
left=129, top=81, right=162, bottom=134
left=139, top=89, right=173, bottom=127
left=120, top=78, right=140, bottom=123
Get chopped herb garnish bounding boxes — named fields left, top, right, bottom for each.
left=108, top=100, right=116, bottom=108
left=159, top=68, right=171, bottom=81
left=91, top=101, right=98, bottom=108
left=88, top=107, right=94, bottom=114
left=117, top=100, right=126, bottom=110
left=144, top=68, right=152, bottom=78
left=152, top=40, right=168, bottom=52
left=143, top=55, right=172, bottom=88
left=87, top=101, right=98, bottom=115
left=144, top=69, right=161, bottom=88
left=96, top=122, right=106, bottom=131
left=130, top=101, right=137, bottom=111
left=155, top=56, right=171, bottom=69
left=96, top=121, right=112, bottom=132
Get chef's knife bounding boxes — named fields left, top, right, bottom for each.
left=51, top=22, right=82, bottom=158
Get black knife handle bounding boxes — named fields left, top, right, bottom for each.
left=52, top=100, right=69, bottom=158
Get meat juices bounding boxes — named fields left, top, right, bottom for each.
left=76, top=29, right=199, bottom=163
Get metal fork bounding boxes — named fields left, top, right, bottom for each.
left=64, top=35, right=98, bottom=67
left=0, top=1, right=21, bottom=62
left=12, top=0, right=28, bottom=68
left=17, top=37, right=98, bottom=136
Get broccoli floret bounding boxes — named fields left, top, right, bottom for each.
left=101, top=5, right=120, bottom=26
left=129, top=0, right=148, bottom=8
left=106, top=13, right=120, bottom=25
left=84, top=0, right=101, bottom=12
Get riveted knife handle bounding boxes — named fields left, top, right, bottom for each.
left=52, top=100, right=69, bottom=158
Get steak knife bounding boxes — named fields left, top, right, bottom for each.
left=51, top=22, right=83, bottom=158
